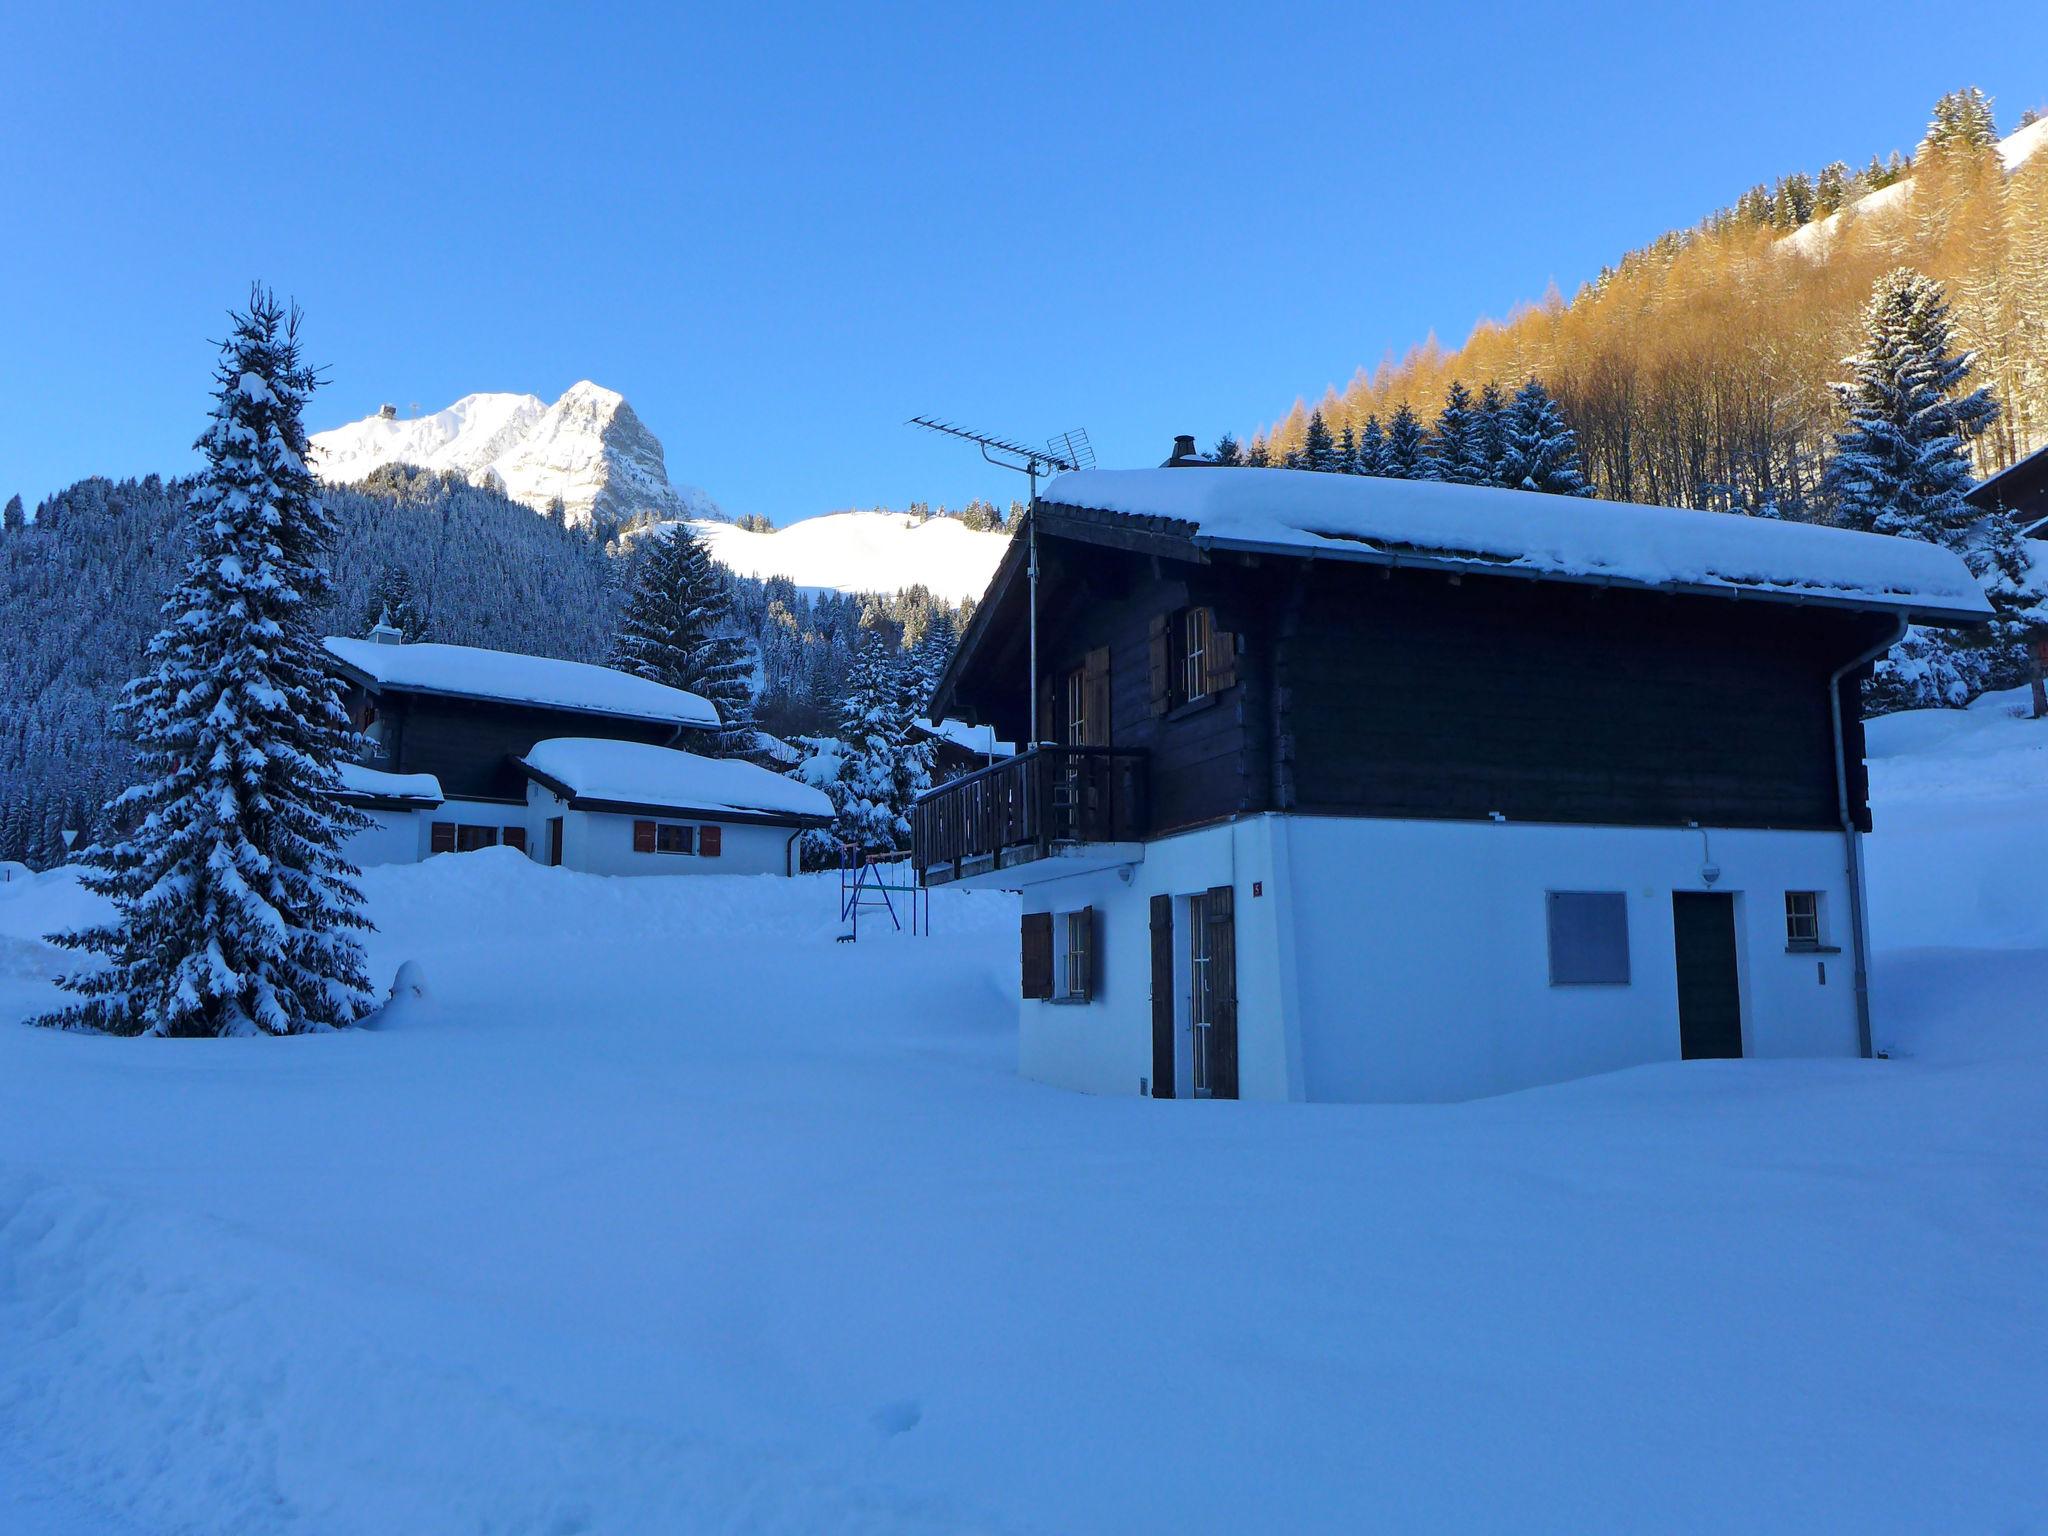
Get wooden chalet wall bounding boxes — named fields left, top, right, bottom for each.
left=951, top=520, right=1892, bottom=839
left=377, top=693, right=678, bottom=801
left=1276, top=565, right=1889, bottom=832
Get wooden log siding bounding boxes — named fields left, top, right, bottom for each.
left=373, top=691, right=681, bottom=801
left=912, top=746, right=1148, bottom=881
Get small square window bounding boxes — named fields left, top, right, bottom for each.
left=655, top=823, right=695, bottom=855
left=1547, top=891, right=1630, bottom=985
left=1785, top=891, right=1821, bottom=948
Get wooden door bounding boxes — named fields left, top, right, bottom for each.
left=547, top=816, right=564, bottom=867
left=1205, top=885, right=1239, bottom=1099
left=1149, top=893, right=1174, bottom=1098
left=1673, top=892, right=1743, bottom=1060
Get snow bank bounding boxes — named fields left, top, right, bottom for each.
left=1782, top=116, right=2048, bottom=259
left=1044, top=468, right=1991, bottom=618
left=689, top=511, right=1007, bottom=604
left=325, top=636, right=719, bottom=728
left=521, top=737, right=834, bottom=820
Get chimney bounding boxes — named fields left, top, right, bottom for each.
left=1162, top=433, right=1204, bottom=468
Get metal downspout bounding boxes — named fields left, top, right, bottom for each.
left=1830, top=614, right=1907, bottom=1060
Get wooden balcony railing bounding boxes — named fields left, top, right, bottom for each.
left=912, top=746, right=1148, bottom=885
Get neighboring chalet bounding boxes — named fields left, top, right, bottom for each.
left=1967, top=440, right=2048, bottom=538
left=914, top=451, right=1990, bottom=1103
left=326, top=634, right=831, bottom=875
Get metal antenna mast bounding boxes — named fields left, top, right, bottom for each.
left=907, top=417, right=1094, bottom=745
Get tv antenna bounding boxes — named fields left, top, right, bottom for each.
left=908, top=417, right=1095, bottom=746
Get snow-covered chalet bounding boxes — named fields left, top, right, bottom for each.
left=912, top=444, right=1992, bottom=1103
left=325, top=634, right=831, bottom=875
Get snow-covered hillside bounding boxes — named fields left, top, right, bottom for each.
left=310, top=382, right=723, bottom=529
left=1780, top=115, right=2048, bottom=258
left=687, top=511, right=1008, bottom=604
left=0, top=700, right=2044, bottom=1531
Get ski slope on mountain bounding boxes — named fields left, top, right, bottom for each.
left=310, top=383, right=723, bottom=528
left=0, top=696, right=2042, bottom=1532
left=689, top=510, right=1008, bottom=603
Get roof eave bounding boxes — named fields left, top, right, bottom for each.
left=1188, top=531, right=1992, bottom=628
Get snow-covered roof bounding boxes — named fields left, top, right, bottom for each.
left=519, top=738, right=834, bottom=822
left=336, top=762, right=443, bottom=804
left=324, top=638, right=720, bottom=729
left=1039, top=469, right=1992, bottom=622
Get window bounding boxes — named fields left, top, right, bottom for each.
left=1056, top=908, right=1095, bottom=1000
left=502, top=826, right=527, bottom=854
left=1065, top=666, right=1089, bottom=746
left=1181, top=606, right=1212, bottom=704
left=1547, top=891, right=1631, bottom=985
left=655, top=823, right=695, bottom=855
left=429, top=821, right=455, bottom=855
left=1187, top=892, right=1216, bottom=1093
left=455, top=824, right=499, bottom=853
left=1785, top=891, right=1822, bottom=948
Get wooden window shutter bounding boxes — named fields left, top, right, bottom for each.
left=1206, top=611, right=1238, bottom=694
left=502, top=826, right=527, bottom=853
left=1148, top=894, right=1174, bottom=1097
left=429, top=821, right=455, bottom=854
left=699, top=825, right=722, bottom=857
left=1021, top=911, right=1054, bottom=1000
left=632, top=819, right=656, bottom=853
left=1206, top=883, right=1239, bottom=1100
left=1083, top=646, right=1112, bottom=746
left=1148, top=613, right=1172, bottom=716
left=1038, top=670, right=1057, bottom=747
left=1074, top=905, right=1098, bottom=1000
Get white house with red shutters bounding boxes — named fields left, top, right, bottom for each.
left=325, top=634, right=831, bottom=876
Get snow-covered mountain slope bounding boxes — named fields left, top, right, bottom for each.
left=685, top=511, right=1009, bottom=604
left=1780, top=115, right=2048, bottom=258
left=310, top=383, right=723, bottom=528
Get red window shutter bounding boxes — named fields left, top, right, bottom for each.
left=502, top=826, right=527, bottom=852
left=699, top=825, right=722, bottom=857
left=429, top=821, right=455, bottom=854
left=1206, top=884, right=1239, bottom=1100
left=1021, top=912, right=1054, bottom=1000
left=632, top=819, right=656, bottom=853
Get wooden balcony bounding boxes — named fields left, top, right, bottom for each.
left=912, top=746, right=1148, bottom=887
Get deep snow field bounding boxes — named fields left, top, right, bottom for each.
left=2, top=691, right=2045, bottom=1534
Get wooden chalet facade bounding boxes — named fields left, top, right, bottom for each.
left=915, top=455, right=1990, bottom=1104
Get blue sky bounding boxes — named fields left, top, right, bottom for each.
left=1, top=2, right=2043, bottom=523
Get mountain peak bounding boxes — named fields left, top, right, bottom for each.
left=309, top=384, right=723, bottom=527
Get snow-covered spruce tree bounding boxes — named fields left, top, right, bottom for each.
left=3, top=494, right=23, bottom=532
left=1353, top=415, right=1390, bottom=476
left=889, top=645, right=937, bottom=815
left=1970, top=508, right=2048, bottom=715
left=611, top=522, right=757, bottom=755
left=828, top=622, right=909, bottom=853
left=1303, top=409, right=1342, bottom=473
left=38, top=287, right=372, bottom=1036
left=1497, top=379, right=1595, bottom=497
left=1823, top=268, right=1997, bottom=544
left=361, top=561, right=430, bottom=641
left=1476, top=381, right=1511, bottom=486
left=1211, top=433, right=1244, bottom=466
left=1432, top=381, right=1491, bottom=484
left=1382, top=404, right=1438, bottom=480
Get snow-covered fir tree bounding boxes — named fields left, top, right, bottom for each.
left=1432, top=381, right=1491, bottom=484
left=611, top=522, right=757, bottom=755
left=1823, top=268, right=1997, bottom=545
left=2, top=494, right=22, bottom=532
left=1211, top=433, right=1243, bottom=466
left=1382, top=404, right=1438, bottom=480
left=1303, top=409, right=1342, bottom=472
left=1354, top=415, right=1390, bottom=476
left=1496, top=379, right=1594, bottom=496
left=1969, top=508, right=2048, bottom=716
left=38, top=287, right=372, bottom=1036
left=1244, top=435, right=1272, bottom=468
left=361, top=562, right=429, bottom=641
left=826, top=619, right=911, bottom=853
left=1475, top=382, right=1510, bottom=486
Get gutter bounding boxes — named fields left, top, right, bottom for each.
left=1830, top=614, right=1907, bottom=1060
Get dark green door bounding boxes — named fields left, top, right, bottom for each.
left=1672, top=892, right=1743, bottom=1060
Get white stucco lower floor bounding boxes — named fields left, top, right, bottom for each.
left=1009, top=813, right=1865, bottom=1103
